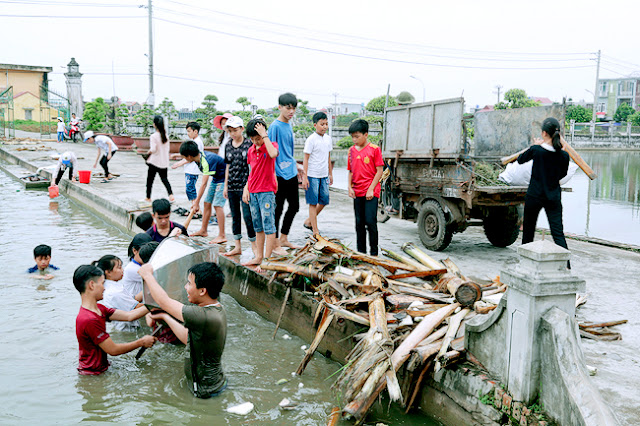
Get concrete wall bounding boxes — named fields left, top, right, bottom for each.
left=14, top=92, right=59, bottom=121
left=1, top=69, right=46, bottom=96
left=571, top=136, right=640, bottom=149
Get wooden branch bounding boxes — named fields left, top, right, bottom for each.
left=272, top=286, right=292, bottom=339
left=325, top=303, right=370, bottom=326
left=405, top=360, right=433, bottom=413
left=434, top=308, right=470, bottom=372
left=327, top=407, right=341, bottom=426
left=297, top=311, right=334, bottom=375
left=579, top=320, right=627, bottom=329
left=387, top=269, right=447, bottom=280
left=438, top=349, right=462, bottom=368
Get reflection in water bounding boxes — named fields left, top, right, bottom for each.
left=0, top=169, right=437, bottom=425
left=582, top=151, right=640, bottom=207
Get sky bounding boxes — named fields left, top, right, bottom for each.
left=1, top=0, right=639, bottom=113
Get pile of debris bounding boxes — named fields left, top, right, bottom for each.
left=260, top=236, right=506, bottom=424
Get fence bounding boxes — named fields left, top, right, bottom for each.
left=0, top=86, right=15, bottom=139
left=569, top=120, right=640, bottom=147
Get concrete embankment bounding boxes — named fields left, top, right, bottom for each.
left=2, top=139, right=639, bottom=425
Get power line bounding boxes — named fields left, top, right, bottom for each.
left=602, top=55, right=640, bottom=70
left=152, top=16, right=594, bottom=71
left=0, top=14, right=144, bottom=18
left=157, top=0, right=593, bottom=58
left=64, top=71, right=366, bottom=101
left=600, top=67, right=630, bottom=77
left=152, top=6, right=591, bottom=64
left=0, top=0, right=138, bottom=6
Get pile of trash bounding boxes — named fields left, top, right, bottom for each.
left=260, top=236, right=506, bottom=424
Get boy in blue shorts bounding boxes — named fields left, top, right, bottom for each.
left=270, top=93, right=300, bottom=252
left=28, top=244, right=59, bottom=280
left=179, top=141, right=227, bottom=243
left=242, top=117, right=279, bottom=267
left=302, top=112, right=333, bottom=235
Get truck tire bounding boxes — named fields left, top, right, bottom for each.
left=417, top=200, right=453, bottom=251
left=377, top=206, right=390, bottom=223
left=483, top=207, right=520, bottom=248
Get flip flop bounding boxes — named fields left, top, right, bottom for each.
left=100, top=179, right=109, bottom=183
left=303, top=223, right=312, bottom=230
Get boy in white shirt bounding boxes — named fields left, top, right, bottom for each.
left=302, top=112, right=333, bottom=235
left=172, top=122, right=205, bottom=203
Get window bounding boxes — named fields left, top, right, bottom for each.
left=599, top=81, right=607, bottom=96
left=618, top=81, right=633, bottom=96
left=24, top=108, right=32, bottom=120
left=597, top=103, right=606, bottom=113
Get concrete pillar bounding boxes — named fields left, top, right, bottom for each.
left=64, top=58, right=83, bottom=118
left=501, top=240, right=585, bottom=402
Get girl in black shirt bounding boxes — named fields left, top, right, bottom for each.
left=518, top=117, right=570, bottom=265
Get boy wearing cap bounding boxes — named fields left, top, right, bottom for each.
left=84, top=131, right=118, bottom=180
left=53, top=151, right=78, bottom=186
left=242, top=118, right=279, bottom=267
left=178, top=141, right=227, bottom=242
left=270, top=93, right=300, bottom=253
left=172, top=122, right=205, bottom=202
left=302, top=112, right=333, bottom=235
left=221, top=116, right=256, bottom=257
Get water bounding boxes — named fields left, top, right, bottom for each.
left=332, top=151, right=640, bottom=246
left=0, top=169, right=437, bottom=425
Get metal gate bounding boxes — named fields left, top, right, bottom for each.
left=40, top=85, right=70, bottom=138
left=0, top=86, right=15, bottom=139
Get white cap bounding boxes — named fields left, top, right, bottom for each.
left=61, top=152, right=72, bottom=166
left=224, top=116, right=244, bottom=129
left=83, top=130, right=94, bottom=142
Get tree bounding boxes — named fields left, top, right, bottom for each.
left=566, top=105, right=592, bottom=123
left=256, top=108, right=266, bottom=116
left=134, top=103, right=155, bottom=136
left=629, top=111, right=640, bottom=126
left=614, top=103, right=635, bottom=122
left=494, top=88, right=541, bottom=109
left=235, top=96, right=251, bottom=111
left=196, top=94, right=219, bottom=143
left=83, top=97, right=108, bottom=131
left=298, top=99, right=310, bottom=116
left=366, top=95, right=398, bottom=113
left=156, top=97, right=178, bottom=126
left=113, top=103, right=130, bottom=135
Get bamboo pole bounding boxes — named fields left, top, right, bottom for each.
left=382, top=248, right=429, bottom=271
left=272, top=286, right=291, bottom=339
left=296, top=311, right=334, bottom=375
left=434, top=308, right=469, bottom=373
left=401, top=242, right=446, bottom=270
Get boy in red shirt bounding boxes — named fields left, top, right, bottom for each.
left=73, top=264, right=156, bottom=375
left=347, top=119, right=384, bottom=256
left=242, top=117, right=279, bottom=267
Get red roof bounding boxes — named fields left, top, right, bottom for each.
left=531, top=97, right=553, bottom=105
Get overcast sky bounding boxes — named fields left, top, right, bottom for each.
left=2, top=0, right=639, bottom=112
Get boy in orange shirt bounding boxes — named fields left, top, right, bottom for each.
left=347, top=119, right=384, bottom=256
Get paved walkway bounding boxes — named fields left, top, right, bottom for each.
left=2, top=138, right=639, bottom=425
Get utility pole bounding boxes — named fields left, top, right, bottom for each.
left=332, top=92, right=339, bottom=123
left=591, top=50, right=601, bottom=141
left=493, top=85, right=503, bottom=104
left=147, top=0, right=154, bottom=106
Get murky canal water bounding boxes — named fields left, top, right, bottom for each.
left=0, top=169, right=437, bottom=425
left=331, top=150, right=640, bottom=246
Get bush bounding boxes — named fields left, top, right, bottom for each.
left=614, top=103, right=635, bottom=123
left=366, top=95, right=398, bottom=113
left=566, top=105, right=592, bottom=123
left=629, top=111, right=640, bottom=126
left=337, top=136, right=352, bottom=148
left=83, top=97, right=108, bottom=131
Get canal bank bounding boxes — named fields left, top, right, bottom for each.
left=2, top=139, right=639, bottom=425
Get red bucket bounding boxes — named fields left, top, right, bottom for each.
left=48, top=185, right=59, bottom=198
left=78, top=170, right=91, bottom=184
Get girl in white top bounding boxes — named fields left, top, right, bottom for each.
left=145, top=115, right=174, bottom=203
left=85, top=130, right=119, bottom=180
left=94, top=255, right=143, bottom=332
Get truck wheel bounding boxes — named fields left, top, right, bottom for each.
left=417, top=200, right=453, bottom=251
left=483, top=207, right=520, bottom=247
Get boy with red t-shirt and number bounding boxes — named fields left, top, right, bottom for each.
left=73, top=264, right=156, bottom=375
left=347, top=119, right=384, bottom=256
left=242, top=117, right=279, bottom=268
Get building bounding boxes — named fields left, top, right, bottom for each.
left=0, top=64, right=64, bottom=122
left=0, top=63, right=52, bottom=97
left=335, top=102, right=364, bottom=115
left=596, top=77, right=640, bottom=118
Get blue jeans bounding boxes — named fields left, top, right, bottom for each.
left=249, top=192, right=276, bottom=235
left=305, top=176, right=330, bottom=205
left=185, top=173, right=199, bottom=201
left=205, top=181, right=226, bottom=207
left=57, top=131, right=64, bottom=142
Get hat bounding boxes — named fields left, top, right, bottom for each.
left=213, top=113, right=233, bottom=130
left=224, top=116, right=244, bottom=129
left=83, top=130, right=94, bottom=142
left=61, top=152, right=72, bottom=166
left=58, top=117, right=63, bottom=121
